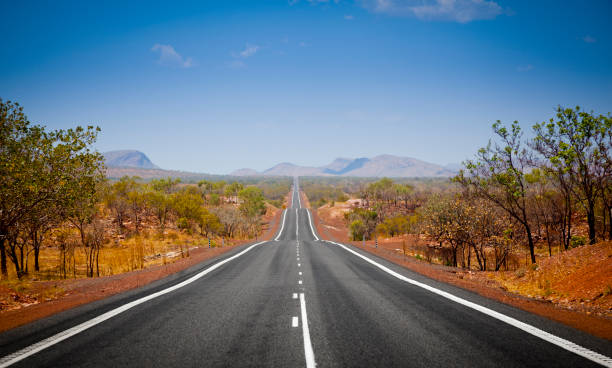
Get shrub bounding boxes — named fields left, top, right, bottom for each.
left=570, top=235, right=586, bottom=248
left=349, top=220, right=366, bottom=241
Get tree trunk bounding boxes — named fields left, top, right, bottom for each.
left=34, top=246, right=40, bottom=272
left=587, top=204, right=596, bottom=245
left=609, top=207, right=612, bottom=240
left=526, top=225, right=536, bottom=264
left=0, top=237, right=7, bottom=277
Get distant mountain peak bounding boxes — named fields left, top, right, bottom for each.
left=103, top=150, right=159, bottom=169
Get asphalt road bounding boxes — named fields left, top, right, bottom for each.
left=1, top=179, right=611, bottom=367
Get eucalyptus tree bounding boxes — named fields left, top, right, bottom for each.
left=455, top=121, right=537, bottom=263
left=532, top=106, right=610, bottom=244
left=0, top=99, right=104, bottom=277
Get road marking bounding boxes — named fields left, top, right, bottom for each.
left=300, top=293, right=315, bottom=368
left=292, top=316, right=299, bottom=328
left=296, top=208, right=299, bottom=239
left=274, top=209, right=288, bottom=241
left=326, top=240, right=612, bottom=368
left=0, top=241, right=268, bottom=368
left=293, top=293, right=298, bottom=299
left=297, top=257, right=300, bottom=261
left=306, top=209, right=319, bottom=241
left=298, top=263, right=301, bottom=267
left=299, top=271, right=302, bottom=276
left=299, top=280, right=303, bottom=285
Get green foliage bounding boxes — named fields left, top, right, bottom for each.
left=345, top=208, right=378, bottom=240
left=376, top=215, right=410, bottom=237
left=570, top=235, right=586, bottom=248
left=0, top=99, right=104, bottom=277
left=349, top=220, right=366, bottom=241
left=238, top=186, right=266, bottom=219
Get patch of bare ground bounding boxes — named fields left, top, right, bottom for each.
left=0, top=207, right=282, bottom=333
left=315, top=200, right=612, bottom=341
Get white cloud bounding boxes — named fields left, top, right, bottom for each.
left=582, top=35, right=596, bottom=43
left=239, top=44, right=260, bottom=58
left=344, top=14, right=355, bottom=20
left=151, top=44, right=194, bottom=68
left=360, top=0, right=503, bottom=23
left=516, top=64, right=534, bottom=72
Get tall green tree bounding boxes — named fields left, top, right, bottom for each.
left=532, top=106, right=609, bottom=244
left=0, top=99, right=104, bottom=277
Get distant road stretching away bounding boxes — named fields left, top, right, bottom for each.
left=1, top=179, right=611, bottom=367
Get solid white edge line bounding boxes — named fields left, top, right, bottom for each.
left=274, top=209, right=288, bottom=241
left=306, top=209, right=319, bottom=241
left=299, top=293, right=316, bottom=368
left=326, top=240, right=612, bottom=367
left=292, top=316, right=299, bottom=328
left=0, top=240, right=268, bottom=368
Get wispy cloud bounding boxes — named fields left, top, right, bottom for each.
left=582, top=35, right=596, bottom=43
left=360, top=0, right=503, bottom=23
left=344, top=14, right=355, bottom=20
left=229, top=44, right=260, bottom=68
left=151, top=44, right=194, bottom=68
left=239, top=44, right=260, bottom=58
left=516, top=64, right=534, bottom=72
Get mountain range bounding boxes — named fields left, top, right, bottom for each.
left=231, top=155, right=458, bottom=177
left=103, top=150, right=459, bottom=178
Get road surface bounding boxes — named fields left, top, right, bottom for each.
left=1, top=179, right=611, bottom=367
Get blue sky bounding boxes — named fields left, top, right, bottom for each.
left=2, top=0, right=611, bottom=174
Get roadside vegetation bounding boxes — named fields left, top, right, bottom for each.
left=311, top=106, right=612, bottom=314
left=0, top=99, right=289, bottom=310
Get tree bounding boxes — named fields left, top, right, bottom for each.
left=455, top=121, right=537, bottom=263
left=0, top=99, right=104, bottom=277
left=105, top=177, right=137, bottom=234
left=532, top=106, right=610, bottom=244
left=238, top=186, right=266, bottom=237
left=420, top=194, right=471, bottom=268
left=238, top=187, right=266, bottom=219
left=344, top=208, right=378, bottom=240
left=224, top=182, right=244, bottom=204
left=171, top=186, right=205, bottom=233
left=199, top=209, right=222, bottom=238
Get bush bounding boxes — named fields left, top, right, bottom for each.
left=570, top=235, right=586, bottom=248
left=376, top=216, right=410, bottom=238
left=349, top=220, right=366, bottom=241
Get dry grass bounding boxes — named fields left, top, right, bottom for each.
left=0, top=229, right=246, bottom=311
